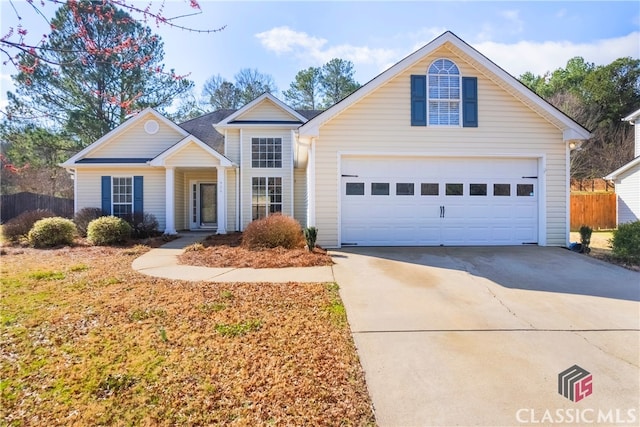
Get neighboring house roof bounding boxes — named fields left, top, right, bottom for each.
left=623, top=108, right=640, bottom=122
left=604, top=107, right=640, bottom=180
left=604, top=157, right=640, bottom=180
left=298, top=31, right=591, bottom=141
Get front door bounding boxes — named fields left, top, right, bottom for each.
left=190, top=182, right=217, bottom=229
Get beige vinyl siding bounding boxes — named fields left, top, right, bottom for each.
left=240, top=128, right=294, bottom=229
left=75, top=167, right=166, bottom=230
left=294, top=168, right=307, bottom=227
left=225, top=130, right=241, bottom=163
left=617, top=168, right=640, bottom=224
left=226, top=168, right=237, bottom=231
left=174, top=170, right=186, bottom=230
left=312, top=47, right=568, bottom=247
left=164, top=143, right=222, bottom=167
left=89, top=113, right=184, bottom=158
left=239, top=100, right=299, bottom=121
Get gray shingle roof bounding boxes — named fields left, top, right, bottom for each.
left=178, top=110, right=235, bottom=154
left=178, top=109, right=323, bottom=155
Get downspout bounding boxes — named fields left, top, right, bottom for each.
left=307, top=138, right=316, bottom=227
left=239, top=128, right=243, bottom=230
left=290, top=129, right=296, bottom=218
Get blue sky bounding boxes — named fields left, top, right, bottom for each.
left=1, top=1, right=639, bottom=109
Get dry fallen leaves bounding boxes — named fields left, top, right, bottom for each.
left=0, top=245, right=374, bottom=426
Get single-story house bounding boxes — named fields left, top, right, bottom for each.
left=604, top=108, right=640, bottom=225
left=62, top=31, right=590, bottom=248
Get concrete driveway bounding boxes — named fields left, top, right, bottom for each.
left=331, top=246, right=639, bottom=427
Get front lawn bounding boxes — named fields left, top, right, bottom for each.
left=0, top=246, right=374, bottom=426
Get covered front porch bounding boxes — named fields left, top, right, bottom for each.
left=149, top=135, right=234, bottom=235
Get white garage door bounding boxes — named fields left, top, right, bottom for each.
left=341, top=157, right=538, bottom=246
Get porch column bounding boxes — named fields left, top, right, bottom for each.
left=164, top=167, right=177, bottom=234
left=216, top=166, right=227, bottom=234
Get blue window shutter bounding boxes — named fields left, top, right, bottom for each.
left=462, top=77, right=478, bottom=127
left=410, top=75, right=427, bottom=126
left=133, top=176, right=143, bottom=213
left=101, top=176, right=111, bottom=215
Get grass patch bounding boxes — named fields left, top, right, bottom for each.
left=214, top=319, right=262, bottom=337
left=69, top=264, right=90, bottom=272
left=27, top=270, right=65, bottom=280
left=325, top=283, right=348, bottom=326
left=0, top=246, right=374, bottom=425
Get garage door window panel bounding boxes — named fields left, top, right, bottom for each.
left=445, top=183, right=463, bottom=196
left=372, top=183, right=390, bottom=195
left=494, top=184, right=511, bottom=196
left=470, top=183, right=487, bottom=196
left=396, top=183, right=415, bottom=196
left=517, top=184, right=535, bottom=197
left=421, top=183, right=439, bottom=196
left=346, top=182, right=365, bottom=196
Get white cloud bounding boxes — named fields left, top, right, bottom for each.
left=256, top=26, right=397, bottom=71
left=472, top=32, right=640, bottom=77
left=500, top=10, right=524, bottom=34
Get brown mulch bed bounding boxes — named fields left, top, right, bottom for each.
left=178, top=232, right=334, bottom=269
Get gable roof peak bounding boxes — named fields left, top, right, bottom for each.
left=298, top=30, right=589, bottom=141
left=61, top=107, right=188, bottom=167
left=215, top=93, right=309, bottom=128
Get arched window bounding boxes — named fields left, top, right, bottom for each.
left=428, top=59, right=461, bottom=125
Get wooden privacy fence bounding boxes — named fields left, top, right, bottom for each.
left=570, top=193, right=616, bottom=231
left=0, top=192, right=74, bottom=223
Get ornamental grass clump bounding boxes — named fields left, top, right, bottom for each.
left=242, top=214, right=305, bottom=250
left=87, top=216, right=132, bottom=246
left=27, top=217, right=77, bottom=248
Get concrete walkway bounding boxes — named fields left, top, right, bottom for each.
left=131, top=232, right=335, bottom=283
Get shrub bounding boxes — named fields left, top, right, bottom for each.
left=87, top=216, right=132, bottom=246
left=242, top=214, right=304, bottom=250
left=611, top=221, right=640, bottom=263
left=124, top=212, right=160, bottom=238
left=2, top=209, right=56, bottom=242
left=27, top=217, right=76, bottom=248
left=304, top=226, right=318, bottom=250
left=74, top=207, right=104, bottom=237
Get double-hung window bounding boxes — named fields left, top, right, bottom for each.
left=252, top=137, right=282, bottom=168
left=252, top=177, right=282, bottom=220
left=428, top=59, right=461, bottom=126
left=112, top=177, right=133, bottom=217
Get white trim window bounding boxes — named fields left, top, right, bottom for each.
left=252, top=177, right=282, bottom=220
left=428, top=59, right=461, bottom=126
left=251, top=137, right=282, bottom=168
left=112, top=177, right=133, bottom=217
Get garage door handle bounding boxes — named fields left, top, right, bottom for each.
left=440, top=206, right=445, bottom=218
